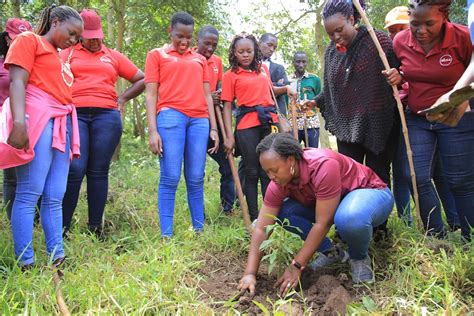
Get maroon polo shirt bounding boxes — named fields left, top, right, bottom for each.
left=263, top=149, right=387, bottom=210
left=393, top=22, right=472, bottom=113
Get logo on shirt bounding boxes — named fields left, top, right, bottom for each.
left=439, top=54, right=453, bottom=67
left=213, top=66, right=218, bottom=74
left=100, top=56, right=112, bottom=63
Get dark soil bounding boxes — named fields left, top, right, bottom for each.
left=197, top=253, right=362, bottom=315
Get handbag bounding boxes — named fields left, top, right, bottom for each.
left=266, top=74, right=292, bottom=134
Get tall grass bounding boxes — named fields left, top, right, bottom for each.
left=0, top=136, right=472, bottom=314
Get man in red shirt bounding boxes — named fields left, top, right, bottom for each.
left=196, top=25, right=235, bottom=214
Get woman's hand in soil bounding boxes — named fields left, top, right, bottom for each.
left=237, top=274, right=257, bottom=297
left=275, top=266, right=301, bottom=297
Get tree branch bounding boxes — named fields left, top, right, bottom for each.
left=275, top=9, right=316, bottom=36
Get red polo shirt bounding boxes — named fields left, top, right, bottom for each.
left=207, top=54, right=223, bottom=92
left=264, top=148, right=387, bottom=209
left=393, top=23, right=472, bottom=113
left=144, top=45, right=210, bottom=118
left=60, top=43, right=139, bottom=109
left=5, top=32, right=73, bottom=104
left=221, top=64, right=276, bottom=130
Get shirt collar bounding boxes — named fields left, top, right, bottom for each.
left=163, top=44, right=192, bottom=55
left=291, top=71, right=309, bottom=80
left=77, top=42, right=107, bottom=54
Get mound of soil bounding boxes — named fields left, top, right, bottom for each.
left=197, top=253, right=357, bottom=315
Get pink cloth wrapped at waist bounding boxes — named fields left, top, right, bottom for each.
left=0, top=84, right=80, bottom=169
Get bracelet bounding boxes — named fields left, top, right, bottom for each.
left=292, top=259, right=305, bottom=271
left=211, top=128, right=218, bottom=132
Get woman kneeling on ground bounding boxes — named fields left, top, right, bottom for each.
left=238, top=133, right=394, bottom=297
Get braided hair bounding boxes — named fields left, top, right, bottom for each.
left=408, top=0, right=451, bottom=15
left=35, top=5, right=82, bottom=36
left=256, top=133, right=304, bottom=161
left=228, top=32, right=262, bottom=73
left=323, top=0, right=366, bottom=23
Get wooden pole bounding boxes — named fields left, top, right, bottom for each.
left=352, top=0, right=421, bottom=228
left=214, top=106, right=252, bottom=233
left=52, top=269, right=70, bottom=316
left=302, top=93, right=309, bottom=147
left=290, top=100, right=299, bottom=140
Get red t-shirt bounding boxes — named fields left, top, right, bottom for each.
left=221, top=65, right=277, bottom=130
left=0, top=58, right=9, bottom=109
left=393, top=23, right=472, bottom=113
left=264, top=148, right=387, bottom=209
left=60, top=43, right=139, bottom=109
left=5, top=32, right=73, bottom=104
left=144, top=45, right=210, bottom=118
left=207, top=54, right=223, bottom=92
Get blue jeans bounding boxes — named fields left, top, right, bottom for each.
left=3, top=168, right=16, bottom=220
left=11, top=118, right=72, bottom=266
left=392, top=127, right=459, bottom=227
left=62, top=108, right=122, bottom=230
left=157, top=109, right=209, bottom=237
left=406, top=112, right=474, bottom=240
left=278, top=187, right=394, bottom=260
left=298, top=128, right=319, bottom=148
left=208, top=136, right=235, bottom=212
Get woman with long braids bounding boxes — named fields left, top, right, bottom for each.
left=221, top=33, right=296, bottom=221
left=0, top=18, right=32, bottom=220
left=0, top=5, right=83, bottom=269
left=302, top=0, right=399, bottom=237
left=385, top=0, right=474, bottom=241
left=237, top=133, right=393, bottom=296
left=61, top=9, right=145, bottom=238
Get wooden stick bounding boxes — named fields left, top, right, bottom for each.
left=52, top=269, right=70, bottom=316
left=352, top=0, right=421, bottom=228
left=214, top=105, right=252, bottom=233
left=302, top=94, right=309, bottom=147
left=290, top=100, right=299, bottom=140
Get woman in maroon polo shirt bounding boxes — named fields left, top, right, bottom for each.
left=237, top=133, right=394, bottom=295
left=385, top=0, right=474, bottom=242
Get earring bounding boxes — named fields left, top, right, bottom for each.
left=290, top=164, right=295, bottom=176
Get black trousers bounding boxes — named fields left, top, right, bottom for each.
left=236, top=126, right=272, bottom=221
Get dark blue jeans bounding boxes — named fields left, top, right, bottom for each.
left=208, top=136, right=235, bottom=212
left=392, top=126, right=459, bottom=227
left=278, top=187, right=394, bottom=260
left=298, top=128, right=319, bottom=148
left=62, top=108, right=122, bottom=230
left=3, top=168, right=16, bottom=220
left=406, top=112, right=474, bottom=240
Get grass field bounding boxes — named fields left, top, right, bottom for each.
left=0, top=136, right=473, bottom=314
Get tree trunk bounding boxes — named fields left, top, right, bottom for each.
left=313, top=2, right=332, bottom=149
left=132, top=99, right=145, bottom=139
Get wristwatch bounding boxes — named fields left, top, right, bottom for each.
left=292, top=259, right=305, bottom=271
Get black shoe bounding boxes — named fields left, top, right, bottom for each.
left=88, top=224, right=105, bottom=241
left=52, top=256, right=66, bottom=269
left=20, top=263, right=35, bottom=272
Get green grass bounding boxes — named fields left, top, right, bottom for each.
left=0, top=135, right=473, bottom=314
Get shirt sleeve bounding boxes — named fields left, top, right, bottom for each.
left=377, top=30, right=400, bottom=69
left=263, top=182, right=288, bottom=209
left=112, top=50, right=140, bottom=81
left=311, top=158, right=342, bottom=200
left=144, top=49, right=160, bottom=84
left=4, top=32, right=37, bottom=73
left=220, top=71, right=235, bottom=102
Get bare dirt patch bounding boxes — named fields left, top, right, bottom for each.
left=197, top=253, right=360, bottom=315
